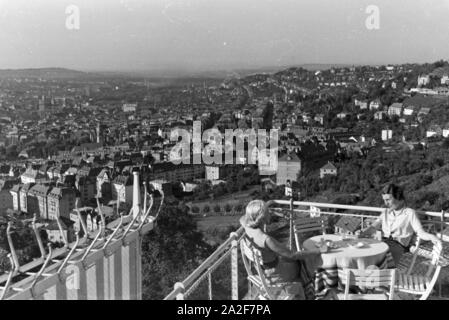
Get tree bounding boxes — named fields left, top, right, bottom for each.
left=5, top=145, right=18, bottom=159
left=0, top=248, right=11, bottom=275
left=224, top=204, right=232, bottom=213
left=235, top=204, right=243, bottom=213
left=191, top=206, right=200, bottom=214
left=0, top=222, right=43, bottom=272
left=141, top=200, right=213, bottom=299
left=443, top=138, right=449, bottom=149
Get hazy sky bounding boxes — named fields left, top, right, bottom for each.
left=0, top=0, right=448, bottom=72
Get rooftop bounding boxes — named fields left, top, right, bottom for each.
left=321, top=161, right=337, bottom=171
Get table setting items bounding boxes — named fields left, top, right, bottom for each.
left=316, top=237, right=339, bottom=253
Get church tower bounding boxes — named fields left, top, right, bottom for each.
left=96, top=123, right=101, bottom=144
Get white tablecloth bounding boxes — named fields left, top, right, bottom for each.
left=303, top=234, right=390, bottom=269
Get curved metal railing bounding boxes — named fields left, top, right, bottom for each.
left=164, top=227, right=245, bottom=300
left=0, top=179, right=164, bottom=300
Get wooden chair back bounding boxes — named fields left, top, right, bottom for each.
left=400, top=241, right=443, bottom=300
left=240, top=236, right=275, bottom=299
left=338, top=268, right=396, bottom=300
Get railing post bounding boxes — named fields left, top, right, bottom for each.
left=439, top=210, right=444, bottom=298
left=208, top=273, right=213, bottom=300
left=230, top=232, right=239, bottom=300
left=174, top=282, right=185, bottom=300
left=289, top=198, right=294, bottom=251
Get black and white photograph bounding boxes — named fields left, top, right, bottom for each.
left=1, top=0, right=449, bottom=303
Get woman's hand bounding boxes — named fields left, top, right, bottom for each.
left=359, top=226, right=376, bottom=238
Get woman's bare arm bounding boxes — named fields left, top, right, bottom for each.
left=265, top=236, right=296, bottom=260
left=359, top=218, right=381, bottom=238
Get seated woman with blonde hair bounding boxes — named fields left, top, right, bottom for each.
left=240, top=200, right=321, bottom=300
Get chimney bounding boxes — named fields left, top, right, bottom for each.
left=132, top=170, right=141, bottom=218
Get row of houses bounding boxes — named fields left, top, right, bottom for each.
left=10, top=184, right=76, bottom=220
left=387, top=95, right=439, bottom=117
left=355, top=99, right=382, bottom=110
left=2, top=159, right=206, bottom=216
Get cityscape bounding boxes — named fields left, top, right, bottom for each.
left=1, top=0, right=449, bottom=302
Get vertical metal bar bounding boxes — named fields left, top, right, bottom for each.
left=32, top=214, right=46, bottom=258
left=6, top=223, right=20, bottom=272
left=439, top=211, right=444, bottom=298
left=231, top=232, right=238, bottom=300
left=208, top=273, right=212, bottom=300
left=174, top=282, right=185, bottom=300
left=289, top=198, right=294, bottom=251
left=0, top=254, right=16, bottom=300
left=76, top=209, right=88, bottom=240
left=56, top=217, right=69, bottom=247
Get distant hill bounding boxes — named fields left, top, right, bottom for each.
left=0, top=64, right=356, bottom=80
left=431, top=66, right=449, bottom=77
left=0, top=68, right=91, bottom=79
left=223, top=64, right=354, bottom=78
left=299, top=63, right=354, bottom=70
left=104, top=64, right=356, bottom=79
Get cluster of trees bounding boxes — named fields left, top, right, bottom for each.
left=0, top=220, right=46, bottom=274
left=185, top=165, right=260, bottom=202
left=191, top=203, right=244, bottom=216
left=250, top=184, right=289, bottom=202
left=296, top=143, right=449, bottom=212
left=140, top=195, right=250, bottom=300
left=140, top=198, right=214, bottom=299
left=0, top=145, right=18, bottom=160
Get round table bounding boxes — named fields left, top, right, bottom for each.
left=303, top=234, right=389, bottom=269
left=303, top=234, right=393, bottom=294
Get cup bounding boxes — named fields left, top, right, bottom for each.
left=375, top=231, right=382, bottom=241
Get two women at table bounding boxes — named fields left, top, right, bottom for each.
left=359, top=183, right=442, bottom=265
left=240, top=200, right=321, bottom=300
left=242, top=186, right=442, bottom=298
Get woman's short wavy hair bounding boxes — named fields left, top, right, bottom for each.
left=382, top=183, right=405, bottom=201
left=241, top=200, right=268, bottom=228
